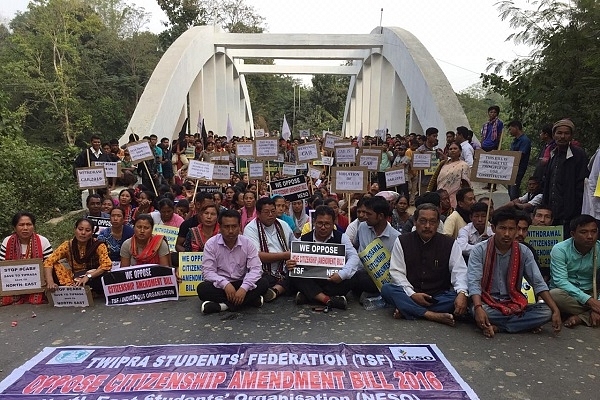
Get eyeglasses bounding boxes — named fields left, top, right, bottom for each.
left=261, top=209, right=276, bottom=215
left=315, top=222, right=333, bottom=228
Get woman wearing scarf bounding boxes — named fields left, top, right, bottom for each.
left=0, top=212, right=53, bottom=305
left=120, top=214, right=170, bottom=267
left=44, top=218, right=111, bottom=296
left=97, top=207, right=134, bottom=264
left=240, top=191, right=257, bottom=232
left=118, top=188, right=137, bottom=227
left=290, top=200, right=309, bottom=238
left=184, top=204, right=220, bottom=252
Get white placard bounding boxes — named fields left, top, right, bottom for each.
left=255, top=128, right=265, bottom=138
left=332, top=168, right=368, bottom=193
left=335, top=146, right=357, bottom=164
left=0, top=261, right=44, bottom=295
left=248, top=162, right=265, bottom=179
left=385, top=168, right=406, bottom=187
left=475, top=153, right=518, bottom=182
left=126, top=140, right=155, bottom=163
left=255, top=138, right=279, bottom=160
left=212, top=164, right=231, bottom=181
left=297, top=163, right=307, bottom=170
left=324, top=133, right=342, bottom=150
left=277, top=153, right=285, bottom=162
left=314, top=179, right=322, bottom=187
left=111, top=261, right=121, bottom=270
left=236, top=143, right=254, bottom=157
left=76, top=167, right=107, bottom=190
left=299, top=129, right=310, bottom=138
left=282, top=163, right=297, bottom=176
left=187, top=160, right=214, bottom=180
left=359, top=154, right=379, bottom=171
left=296, top=142, right=320, bottom=162
left=321, top=156, right=334, bottom=166
left=412, top=153, right=433, bottom=169
left=49, top=286, right=91, bottom=307
left=93, top=161, right=120, bottom=178
left=308, top=167, right=323, bottom=180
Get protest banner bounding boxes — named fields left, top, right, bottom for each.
left=152, top=225, right=179, bottom=252
left=331, top=167, right=368, bottom=193
left=212, top=164, right=231, bottom=182
left=178, top=252, right=204, bottom=296
left=76, top=167, right=107, bottom=190
left=47, top=286, right=93, bottom=307
left=126, top=140, right=155, bottom=163
left=247, top=162, right=265, bottom=179
left=295, top=142, right=320, bottom=162
left=412, top=152, right=433, bottom=170
left=0, top=343, right=478, bottom=400
left=358, top=153, right=380, bottom=171
left=93, top=161, right=121, bottom=178
left=282, top=163, right=297, bottom=177
left=384, top=167, right=406, bottom=187
left=323, top=132, right=342, bottom=150
left=299, top=129, right=310, bottom=138
left=87, top=216, right=111, bottom=238
left=358, top=238, right=392, bottom=290
left=270, top=175, right=310, bottom=201
left=195, top=186, right=222, bottom=194
left=101, top=264, right=178, bottom=306
left=289, top=241, right=345, bottom=279
left=255, top=138, right=279, bottom=160
left=335, top=146, right=357, bottom=164
left=235, top=142, right=254, bottom=158
left=525, top=225, right=564, bottom=270
left=470, top=150, right=522, bottom=185
left=0, top=259, right=44, bottom=296
left=187, top=160, right=214, bottom=180
left=254, top=128, right=265, bottom=137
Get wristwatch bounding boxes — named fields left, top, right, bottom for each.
left=86, top=273, right=93, bottom=280
left=457, top=290, right=468, bottom=296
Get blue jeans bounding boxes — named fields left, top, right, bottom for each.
left=381, top=284, right=456, bottom=319
left=473, top=303, right=552, bottom=333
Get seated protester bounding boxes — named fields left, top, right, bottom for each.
left=290, top=199, right=309, bottom=238
left=353, top=196, right=401, bottom=299
left=514, top=211, right=546, bottom=281
left=97, top=207, right=134, bottom=262
left=300, top=198, right=325, bottom=235
left=402, top=192, right=445, bottom=235
left=478, top=197, right=494, bottom=221
left=443, top=187, right=476, bottom=239
left=175, top=199, right=190, bottom=219
left=467, top=209, right=562, bottom=338
left=504, top=176, right=543, bottom=213
left=273, top=194, right=296, bottom=232
left=184, top=203, right=220, bottom=252
left=0, top=212, right=53, bottom=305
left=456, top=202, right=493, bottom=258
left=324, top=197, right=349, bottom=232
left=381, top=203, right=468, bottom=326
left=175, top=193, right=214, bottom=252
left=197, top=210, right=268, bottom=314
left=346, top=198, right=368, bottom=247
left=532, top=205, right=554, bottom=226
left=132, top=191, right=156, bottom=220
left=101, top=197, right=116, bottom=215
left=549, top=214, right=600, bottom=328
left=240, top=191, right=257, bottom=233
left=150, top=198, right=185, bottom=228
left=84, top=194, right=110, bottom=219
left=120, top=214, right=170, bottom=267
left=391, top=195, right=411, bottom=233
left=290, top=206, right=361, bottom=310
left=437, top=189, right=453, bottom=221
left=44, top=218, right=112, bottom=296
left=244, top=197, right=294, bottom=303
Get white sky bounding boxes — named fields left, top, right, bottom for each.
left=3, top=0, right=530, bottom=91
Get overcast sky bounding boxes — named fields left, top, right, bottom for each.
left=4, top=0, right=530, bottom=91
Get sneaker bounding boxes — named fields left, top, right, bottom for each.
left=252, top=295, right=264, bottom=308
left=327, top=295, right=347, bottom=310
left=201, top=301, right=221, bottom=314
left=295, top=291, right=308, bottom=305
left=264, top=288, right=278, bottom=302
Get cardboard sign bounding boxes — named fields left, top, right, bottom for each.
left=282, top=163, right=298, bottom=177
left=361, top=146, right=384, bottom=155
left=471, top=150, right=522, bottom=184
left=76, top=167, right=107, bottom=190
left=255, top=138, right=279, bottom=160
left=321, top=156, right=334, bottom=166
left=126, top=140, right=155, bottom=163
left=295, top=142, right=320, bottom=162
left=254, top=128, right=265, bottom=138
left=412, top=152, right=433, bottom=170
left=187, top=160, right=214, bottom=180
left=102, top=264, right=178, bottom=306
left=87, top=216, right=111, bottom=230
left=385, top=167, right=406, bottom=187
left=374, top=128, right=387, bottom=139
left=299, top=129, right=310, bottom=139
left=335, top=146, right=357, bottom=164
left=248, top=162, right=265, bottom=179
left=308, top=167, right=323, bottom=180
left=212, top=164, right=231, bottom=182
left=0, top=259, right=45, bottom=296
left=211, top=151, right=230, bottom=164
left=178, top=252, right=204, bottom=297
left=93, top=161, right=122, bottom=178
left=152, top=225, right=179, bottom=252
left=323, top=133, right=342, bottom=150
left=289, top=241, right=346, bottom=279
left=296, top=163, right=308, bottom=170
left=334, top=140, right=352, bottom=148
left=358, top=154, right=380, bottom=171
left=47, top=286, right=93, bottom=307
left=525, top=225, right=564, bottom=270
left=270, top=175, right=310, bottom=201
left=331, top=167, right=368, bottom=193
left=358, top=238, right=392, bottom=290
left=195, top=186, right=222, bottom=194
left=236, top=142, right=254, bottom=158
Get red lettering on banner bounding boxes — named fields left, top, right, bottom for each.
left=134, top=277, right=163, bottom=290
left=22, top=375, right=109, bottom=394
left=349, top=371, right=394, bottom=390
left=393, top=370, right=444, bottom=390
left=108, top=282, right=135, bottom=294
left=227, top=371, right=345, bottom=390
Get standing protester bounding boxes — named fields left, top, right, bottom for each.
left=507, top=121, right=531, bottom=200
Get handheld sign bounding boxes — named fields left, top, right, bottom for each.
left=126, top=140, right=155, bottom=163
left=0, top=259, right=45, bottom=296
left=308, top=167, right=323, bottom=180
left=270, top=175, right=310, bottom=201
left=255, top=138, right=279, bottom=160
left=470, top=150, right=522, bottom=185
left=102, top=264, right=179, bottom=306
left=290, top=241, right=346, bottom=279
left=212, top=164, right=231, bottom=182
left=179, top=252, right=204, bottom=296
left=412, top=152, right=433, bottom=170
left=361, top=146, right=384, bottom=155
left=195, top=185, right=222, bottom=194
left=76, top=167, right=107, bottom=190
left=358, top=238, right=392, bottom=290
left=323, top=133, right=342, bottom=150
left=299, top=129, right=310, bottom=139
left=236, top=142, right=254, bottom=158
left=187, top=160, right=214, bottom=180
left=335, top=146, right=357, bottom=164
left=248, top=162, right=265, bottom=179
left=331, top=167, right=368, bottom=193
left=295, top=142, right=320, bottom=162
left=321, top=156, right=334, bottom=166
left=525, top=225, right=564, bottom=270
left=48, top=286, right=93, bottom=307
left=358, top=153, right=380, bottom=171
left=384, top=167, right=406, bottom=187
left=152, top=225, right=179, bottom=252
left=282, top=163, right=297, bottom=177
left=93, top=161, right=121, bottom=178
left=87, top=216, right=111, bottom=238
left=254, top=128, right=265, bottom=138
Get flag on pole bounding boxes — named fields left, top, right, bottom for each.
left=226, top=114, right=234, bottom=141
left=197, top=110, right=203, bottom=133
left=357, top=123, right=363, bottom=147
left=201, top=118, right=208, bottom=148
left=281, top=114, right=291, bottom=141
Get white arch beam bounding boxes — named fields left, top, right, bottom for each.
left=236, top=64, right=361, bottom=75
left=227, top=48, right=371, bottom=60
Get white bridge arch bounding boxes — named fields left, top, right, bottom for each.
left=123, top=26, right=469, bottom=143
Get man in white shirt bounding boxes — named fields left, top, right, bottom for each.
left=457, top=202, right=493, bottom=258
left=456, top=126, right=474, bottom=169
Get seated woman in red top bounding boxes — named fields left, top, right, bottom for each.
left=120, top=214, right=170, bottom=267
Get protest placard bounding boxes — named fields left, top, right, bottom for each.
left=358, top=153, right=380, bottom=171
left=212, top=164, right=231, bottom=182
left=335, top=146, right=357, bottom=164
left=236, top=142, right=254, bottom=158
left=152, top=225, right=179, bottom=253
left=289, top=241, right=346, bottom=279
left=296, top=162, right=308, bottom=170
left=471, top=150, right=522, bottom=184
left=178, top=252, right=204, bottom=296
left=282, top=163, right=297, bottom=177
left=358, top=238, right=392, bottom=290
left=87, top=216, right=111, bottom=238
left=0, top=259, right=44, bottom=296
left=255, top=138, right=279, bottom=160
left=248, top=162, right=265, bottom=179
left=126, top=140, right=155, bottom=163
left=299, top=129, right=310, bottom=138
left=295, top=142, right=320, bottom=162
left=308, top=167, right=323, bottom=180
left=254, top=128, right=265, bottom=138
left=47, top=286, right=93, bottom=307
left=76, top=167, right=107, bottom=190
left=412, top=152, right=433, bottom=170
left=102, top=264, right=178, bottom=306
left=321, top=156, right=334, bottom=166
left=211, top=151, right=230, bottom=164
left=323, top=132, right=342, bottom=150
left=423, top=156, right=441, bottom=176
left=525, top=225, right=564, bottom=270
left=384, top=167, right=406, bottom=187
left=187, top=160, right=214, bottom=180
left=195, top=186, right=222, bottom=194
left=361, top=146, right=384, bottom=155
left=93, top=161, right=121, bottom=178
left=270, top=175, right=310, bottom=201
left=331, top=167, right=368, bottom=193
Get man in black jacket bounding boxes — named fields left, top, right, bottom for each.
left=74, top=134, right=110, bottom=169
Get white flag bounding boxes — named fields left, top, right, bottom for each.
left=357, top=123, right=363, bottom=147
left=226, top=114, right=233, bottom=141
left=282, top=114, right=291, bottom=141
left=197, top=110, right=203, bottom=133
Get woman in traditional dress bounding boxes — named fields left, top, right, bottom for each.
left=97, top=207, right=134, bottom=263
left=429, top=142, right=471, bottom=208
left=240, top=191, right=257, bottom=232
left=118, top=188, right=137, bottom=227
left=120, top=214, right=170, bottom=267
left=183, top=204, right=220, bottom=252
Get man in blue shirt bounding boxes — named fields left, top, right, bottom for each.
left=481, top=106, right=503, bottom=152
left=508, top=120, right=531, bottom=200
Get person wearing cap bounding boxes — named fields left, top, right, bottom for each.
left=541, top=119, right=589, bottom=239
